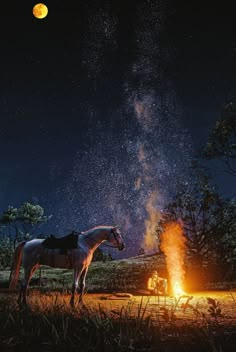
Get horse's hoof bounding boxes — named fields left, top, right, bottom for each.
left=18, top=301, right=28, bottom=310
left=17, top=298, right=25, bottom=308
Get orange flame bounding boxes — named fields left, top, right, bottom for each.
left=160, top=222, right=186, bottom=296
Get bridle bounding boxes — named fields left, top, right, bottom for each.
left=111, top=228, right=120, bottom=244
left=80, top=228, right=122, bottom=249
left=101, top=228, right=122, bottom=249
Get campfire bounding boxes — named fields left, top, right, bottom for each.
left=160, top=222, right=187, bottom=297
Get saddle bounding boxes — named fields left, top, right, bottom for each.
left=42, top=231, right=80, bottom=254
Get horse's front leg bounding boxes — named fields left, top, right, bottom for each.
left=70, top=266, right=84, bottom=307
left=79, top=267, right=88, bottom=303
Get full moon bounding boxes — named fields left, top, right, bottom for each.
left=33, top=3, right=48, bottom=19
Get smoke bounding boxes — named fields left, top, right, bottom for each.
left=160, top=222, right=187, bottom=295
left=142, top=192, right=160, bottom=252
left=135, top=141, right=163, bottom=253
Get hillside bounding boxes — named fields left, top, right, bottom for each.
left=0, top=252, right=232, bottom=293
left=0, top=253, right=167, bottom=293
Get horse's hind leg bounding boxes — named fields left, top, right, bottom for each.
left=18, top=265, right=38, bottom=306
left=79, top=267, right=88, bottom=303
left=70, top=266, right=84, bottom=307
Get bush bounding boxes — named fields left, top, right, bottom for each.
left=0, top=236, right=14, bottom=269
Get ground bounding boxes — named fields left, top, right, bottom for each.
left=85, top=291, right=236, bottom=326
left=1, top=290, right=236, bottom=326
left=1, top=257, right=236, bottom=350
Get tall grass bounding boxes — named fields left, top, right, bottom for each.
left=0, top=295, right=236, bottom=351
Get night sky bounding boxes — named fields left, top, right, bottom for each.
left=0, top=1, right=235, bottom=256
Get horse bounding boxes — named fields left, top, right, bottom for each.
left=9, top=225, right=125, bottom=306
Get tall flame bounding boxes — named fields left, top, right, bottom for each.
left=160, top=222, right=186, bottom=296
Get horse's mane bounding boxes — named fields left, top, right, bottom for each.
left=82, top=225, right=114, bottom=236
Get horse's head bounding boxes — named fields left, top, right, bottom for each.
left=108, top=226, right=125, bottom=251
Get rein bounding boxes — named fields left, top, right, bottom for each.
left=81, top=229, right=121, bottom=249
left=101, top=243, right=119, bottom=249
left=82, top=236, right=118, bottom=249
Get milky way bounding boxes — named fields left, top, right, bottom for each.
left=48, top=0, right=193, bottom=257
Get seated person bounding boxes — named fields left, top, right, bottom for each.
left=147, top=270, right=168, bottom=295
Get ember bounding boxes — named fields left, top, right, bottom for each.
left=160, top=222, right=186, bottom=296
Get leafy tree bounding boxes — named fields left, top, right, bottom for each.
left=214, top=199, right=236, bottom=277
left=0, top=236, right=14, bottom=269
left=0, top=202, right=51, bottom=249
left=202, top=101, right=236, bottom=176
left=157, top=167, right=236, bottom=277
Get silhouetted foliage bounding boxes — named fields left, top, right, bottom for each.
left=92, top=247, right=113, bottom=262
left=157, top=166, right=236, bottom=279
left=0, top=236, right=14, bottom=269
left=202, top=101, right=236, bottom=176
left=0, top=202, right=51, bottom=268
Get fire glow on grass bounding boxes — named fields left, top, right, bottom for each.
left=160, top=222, right=186, bottom=296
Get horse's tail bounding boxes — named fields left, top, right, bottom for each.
left=9, top=241, right=26, bottom=290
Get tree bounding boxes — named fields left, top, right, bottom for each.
left=0, top=236, right=14, bottom=269
left=0, top=202, right=51, bottom=249
left=202, top=101, right=236, bottom=176
left=92, top=247, right=113, bottom=262
left=214, top=199, right=236, bottom=277
left=157, top=167, right=236, bottom=277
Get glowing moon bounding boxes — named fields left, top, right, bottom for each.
left=33, top=3, right=48, bottom=19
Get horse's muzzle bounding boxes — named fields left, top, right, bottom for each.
left=119, top=243, right=125, bottom=251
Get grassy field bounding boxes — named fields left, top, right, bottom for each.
left=1, top=291, right=236, bottom=351
left=1, top=253, right=233, bottom=293
left=1, top=255, right=236, bottom=351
